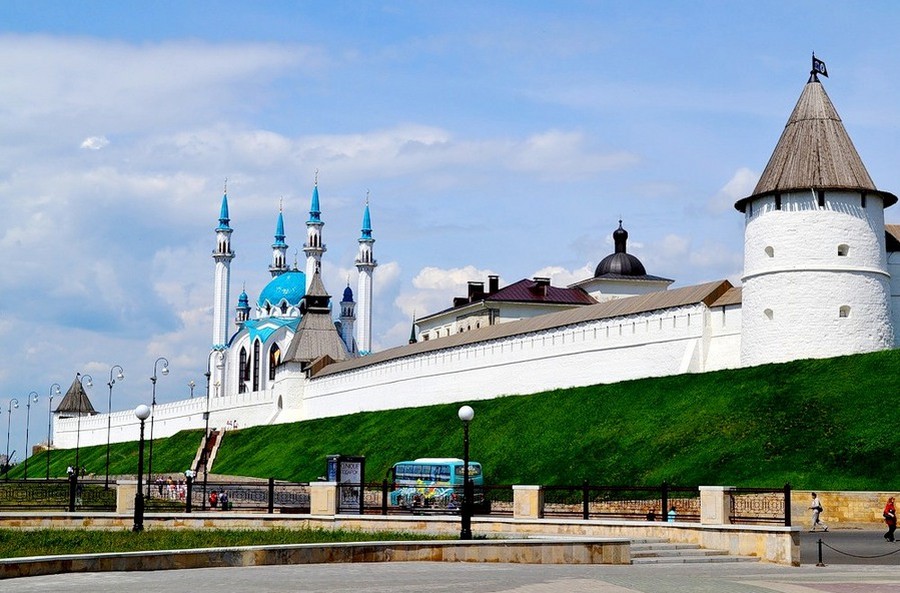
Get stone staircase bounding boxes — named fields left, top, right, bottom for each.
left=630, top=539, right=759, bottom=564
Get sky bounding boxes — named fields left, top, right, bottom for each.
left=3, top=1, right=900, bottom=466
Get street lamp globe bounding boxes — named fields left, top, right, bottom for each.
left=135, top=404, right=151, bottom=421
left=458, top=405, right=474, bottom=423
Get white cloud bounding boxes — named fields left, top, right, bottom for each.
left=80, top=136, right=109, bottom=150
left=708, top=167, right=759, bottom=214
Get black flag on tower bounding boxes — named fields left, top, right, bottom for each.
left=812, top=54, right=828, bottom=77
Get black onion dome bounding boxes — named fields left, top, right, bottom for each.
left=594, top=221, right=647, bottom=277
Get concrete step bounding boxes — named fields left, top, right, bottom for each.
left=629, top=541, right=759, bottom=565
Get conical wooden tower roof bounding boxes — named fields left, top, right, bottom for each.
left=54, top=375, right=97, bottom=417
left=283, top=270, right=350, bottom=365
left=736, top=74, right=896, bottom=211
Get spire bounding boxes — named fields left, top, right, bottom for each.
left=360, top=192, right=373, bottom=240
left=737, top=67, right=897, bottom=211
left=217, top=180, right=231, bottom=231
left=274, top=202, right=286, bottom=246
left=408, top=312, right=417, bottom=344
left=308, top=178, right=321, bottom=224
left=612, top=219, right=627, bottom=254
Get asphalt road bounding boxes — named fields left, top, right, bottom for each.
left=800, top=526, right=900, bottom=565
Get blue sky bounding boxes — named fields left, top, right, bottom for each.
left=2, top=1, right=900, bottom=463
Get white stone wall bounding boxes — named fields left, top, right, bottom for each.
left=741, top=190, right=893, bottom=366
left=302, top=303, right=737, bottom=420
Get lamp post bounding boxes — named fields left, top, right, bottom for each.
left=47, top=383, right=61, bottom=480
left=105, top=365, right=125, bottom=489
left=133, top=404, right=151, bottom=532
left=74, top=373, right=93, bottom=476
left=23, top=392, right=38, bottom=479
left=146, top=357, right=169, bottom=499
left=4, top=399, right=19, bottom=479
left=458, top=404, right=475, bottom=540
left=202, top=350, right=224, bottom=510
left=188, top=380, right=195, bottom=398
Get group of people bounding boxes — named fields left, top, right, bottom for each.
left=208, top=489, right=230, bottom=510
left=809, top=492, right=900, bottom=542
left=154, top=476, right=189, bottom=501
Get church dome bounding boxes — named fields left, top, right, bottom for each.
left=594, top=221, right=647, bottom=277
left=258, top=269, right=307, bottom=309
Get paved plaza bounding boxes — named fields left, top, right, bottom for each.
left=4, top=529, right=900, bottom=592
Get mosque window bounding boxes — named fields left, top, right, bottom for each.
left=239, top=348, right=248, bottom=394
left=764, top=308, right=774, bottom=320
left=280, top=302, right=288, bottom=314
left=765, top=246, right=774, bottom=258
left=838, top=244, right=849, bottom=256
left=839, top=305, right=851, bottom=318
left=253, top=340, right=261, bottom=392
left=269, top=344, right=281, bottom=381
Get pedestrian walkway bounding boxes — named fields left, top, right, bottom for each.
left=4, top=561, right=900, bottom=592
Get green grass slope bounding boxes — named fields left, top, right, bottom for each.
left=13, top=349, right=899, bottom=490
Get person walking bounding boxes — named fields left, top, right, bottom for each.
left=884, top=497, right=897, bottom=542
left=809, top=492, right=828, bottom=532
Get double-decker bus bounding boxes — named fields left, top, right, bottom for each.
left=389, top=457, right=484, bottom=509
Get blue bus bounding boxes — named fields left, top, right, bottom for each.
left=389, top=457, right=484, bottom=509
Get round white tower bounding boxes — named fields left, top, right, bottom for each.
left=736, top=67, right=896, bottom=366
left=355, top=198, right=377, bottom=355
left=303, top=180, right=325, bottom=293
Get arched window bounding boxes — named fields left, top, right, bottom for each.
left=280, top=302, right=288, bottom=314
left=839, top=305, right=851, bottom=318
left=269, top=344, right=281, bottom=381
left=252, top=340, right=261, bottom=392
left=765, top=246, right=774, bottom=258
left=838, top=244, right=850, bottom=256
left=238, top=347, right=248, bottom=394
left=764, top=308, right=774, bottom=320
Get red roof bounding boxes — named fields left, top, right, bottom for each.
left=485, top=278, right=596, bottom=305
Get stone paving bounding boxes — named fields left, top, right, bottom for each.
left=3, top=561, right=900, bottom=593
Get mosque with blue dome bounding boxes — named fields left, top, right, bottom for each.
left=208, top=179, right=376, bottom=400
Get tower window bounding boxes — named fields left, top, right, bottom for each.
left=838, top=244, right=849, bottom=256
left=765, top=246, right=774, bottom=258
left=764, top=308, right=774, bottom=320
left=774, top=194, right=781, bottom=210
left=839, top=305, right=851, bottom=318
left=862, top=192, right=867, bottom=208
left=817, top=190, right=825, bottom=208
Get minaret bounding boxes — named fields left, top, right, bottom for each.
left=355, top=196, right=377, bottom=354
left=735, top=59, right=896, bottom=366
left=212, top=183, right=235, bottom=349
left=269, top=202, right=288, bottom=277
left=235, top=285, right=250, bottom=329
left=303, top=175, right=326, bottom=293
left=339, top=281, right=357, bottom=355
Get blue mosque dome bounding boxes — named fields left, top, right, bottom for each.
left=258, top=269, right=307, bottom=309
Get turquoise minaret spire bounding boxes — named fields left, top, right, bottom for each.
left=303, top=172, right=326, bottom=293
left=269, top=200, right=288, bottom=277
left=355, top=192, right=377, bottom=355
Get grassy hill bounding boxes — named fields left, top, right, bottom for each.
left=12, top=349, right=899, bottom=490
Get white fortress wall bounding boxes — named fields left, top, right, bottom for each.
left=703, top=302, right=743, bottom=372
left=54, top=387, right=279, bottom=449
left=302, top=302, right=726, bottom=420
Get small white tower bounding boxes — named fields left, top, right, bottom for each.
left=736, top=61, right=896, bottom=366
left=355, top=197, right=377, bottom=354
left=212, top=184, right=235, bottom=349
left=303, top=177, right=326, bottom=293
left=339, top=281, right=357, bottom=355
left=269, top=203, right=288, bottom=277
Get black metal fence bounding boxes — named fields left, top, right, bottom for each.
left=542, top=481, right=701, bottom=522
left=729, top=484, right=792, bottom=526
left=0, top=478, right=116, bottom=512
left=0, top=477, right=791, bottom=525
